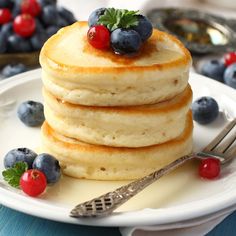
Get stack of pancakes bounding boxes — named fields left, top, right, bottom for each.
left=40, top=21, right=193, bottom=180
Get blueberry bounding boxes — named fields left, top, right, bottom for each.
left=0, top=0, right=13, bottom=8
left=111, top=28, right=142, bottom=55
left=4, top=148, right=37, bottom=169
left=17, top=100, right=45, bottom=127
left=33, top=153, right=61, bottom=184
left=7, top=34, right=32, bottom=53
left=132, top=15, right=153, bottom=41
left=0, top=34, right=7, bottom=53
left=12, top=2, right=21, bottom=18
left=30, top=32, right=48, bottom=50
left=1, top=22, right=13, bottom=38
left=200, top=59, right=226, bottom=82
left=41, top=5, right=59, bottom=26
left=35, top=19, right=45, bottom=33
left=58, top=6, right=76, bottom=25
left=2, top=64, right=27, bottom=78
left=46, top=26, right=60, bottom=37
left=38, top=0, right=56, bottom=7
left=88, top=8, right=106, bottom=27
left=223, top=63, right=236, bottom=89
left=56, top=16, right=68, bottom=28
left=192, top=97, right=219, bottom=124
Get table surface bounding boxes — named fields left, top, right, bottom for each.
left=0, top=205, right=235, bottom=236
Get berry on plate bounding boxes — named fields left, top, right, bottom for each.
left=111, top=28, right=142, bottom=55
left=200, top=59, right=225, bottom=82
left=13, top=14, right=36, bottom=37
left=20, top=169, right=47, bottom=197
left=192, top=96, right=219, bottom=124
left=199, top=158, right=220, bottom=179
left=21, top=0, right=41, bottom=17
left=223, top=63, right=236, bottom=89
left=2, top=63, right=27, bottom=77
left=87, top=25, right=110, bottom=49
left=0, top=8, right=12, bottom=24
left=224, top=52, right=236, bottom=67
left=17, top=100, right=45, bottom=127
left=33, top=153, right=61, bottom=184
left=4, top=148, right=37, bottom=169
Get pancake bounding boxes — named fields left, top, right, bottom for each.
left=40, top=21, right=192, bottom=106
left=40, top=112, right=193, bottom=180
left=43, top=85, right=192, bottom=147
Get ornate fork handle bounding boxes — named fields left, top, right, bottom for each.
left=70, top=153, right=195, bottom=218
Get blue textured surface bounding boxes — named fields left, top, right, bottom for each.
left=0, top=206, right=235, bottom=236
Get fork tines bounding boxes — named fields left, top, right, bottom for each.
left=203, top=118, right=236, bottom=159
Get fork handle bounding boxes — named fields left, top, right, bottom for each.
left=70, top=153, right=195, bottom=218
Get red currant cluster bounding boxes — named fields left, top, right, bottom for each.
left=0, top=0, right=40, bottom=38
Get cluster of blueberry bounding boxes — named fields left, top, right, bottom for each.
left=4, top=148, right=61, bottom=197
left=0, top=0, right=76, bottom=54
left=2, top=99, right=61, bottom=197
left=87, top=8, right=153, bottom=55
left=200, top=52, right=236, bottom=89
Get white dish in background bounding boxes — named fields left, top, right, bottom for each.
left=0, top=69, right=236, bottom=227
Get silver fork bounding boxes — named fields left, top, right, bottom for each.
left=70, top=118, right=236, bottom=218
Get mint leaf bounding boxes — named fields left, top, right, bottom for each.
left=2, top=162, right=28, bottom=188
left=98, top=8, right=139, bottom=31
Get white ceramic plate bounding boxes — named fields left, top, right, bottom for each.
left=0, top=69, right=236, bottom=227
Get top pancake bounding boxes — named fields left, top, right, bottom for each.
left=40, top=21, right=192, bottom=106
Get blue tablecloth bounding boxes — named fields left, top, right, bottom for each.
left=0, top=206, right=235, bottom=236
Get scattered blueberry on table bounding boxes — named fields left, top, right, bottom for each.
left=192, top=96, right=219, bottom=124
left=17, top=100, right=45, bottom=127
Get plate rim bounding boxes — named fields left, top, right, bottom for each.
left=0, top=69, right=236, bottom=227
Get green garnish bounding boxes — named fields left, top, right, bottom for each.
left=98, top=8, right=139, bottom=31
left=2, top=162, right=28, bottom=188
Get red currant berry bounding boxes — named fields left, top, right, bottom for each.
left=0, top=8, right=12, bottom=25
left=198, top=158, right=220, bottom=179
left=20, top=169, right=47, bottom=197
left=224, top=52, right=236, bottom=66
left=87, top=25, right=110, bottom=50
left=21, top=0, right=41, bottom=17
left=13, top=14, right=36, bottom=37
